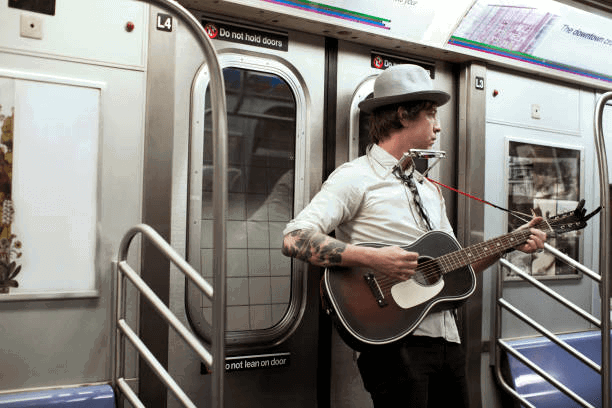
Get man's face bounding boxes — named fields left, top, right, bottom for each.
left=403, top=105, right=441, bottom=150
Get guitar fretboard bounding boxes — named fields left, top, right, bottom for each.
left=436, top=227, right=547, bottom=274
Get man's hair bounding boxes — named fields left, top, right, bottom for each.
left=368, top=100, right=437, bottom=145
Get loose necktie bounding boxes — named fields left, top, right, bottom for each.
left=394, top=168, right=433, bottom=231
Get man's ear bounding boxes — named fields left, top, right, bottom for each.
left=397, top=107, right=410, bottom=128
left=397, top=106, right=406, bottom=118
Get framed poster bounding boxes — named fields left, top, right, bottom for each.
left=0, top=70, right=102, bottom=300
left=503, top=138, right=583, bottom=280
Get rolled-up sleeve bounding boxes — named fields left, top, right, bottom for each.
left=283, top=164, right=363, bottom=236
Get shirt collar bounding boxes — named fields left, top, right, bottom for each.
left=368, top=144, right=398, bottom=169
left=368, top=144, right=417, bottom=177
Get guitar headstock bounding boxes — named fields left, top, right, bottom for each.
left=546, top=199, right=601, bottom=235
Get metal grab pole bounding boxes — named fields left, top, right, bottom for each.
left=138, top=1, right=228, bottom=407
left=594, top=92, right=612, bottom=408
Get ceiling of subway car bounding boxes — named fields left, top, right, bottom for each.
left=179, top=0, right=612, bottom=89
left=179, top=0, right=612, bottom=52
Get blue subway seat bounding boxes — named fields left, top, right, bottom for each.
left=0, top=384, right=115, bottom=408
left=503, top=330, right=610, bottom=408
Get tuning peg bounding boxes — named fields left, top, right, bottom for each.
left=574, top=199, right=585, bottom=216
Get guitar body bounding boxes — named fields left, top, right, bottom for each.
left=322, top=230, right=476, bottom=351
left=320, top=200, right=598, bottom=350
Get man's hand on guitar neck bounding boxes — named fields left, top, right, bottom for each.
left=514, top=216, right=547, bottom=254
left=471, top=216, right=547, bottom=274
left=282, top=229, right=418, bottom=281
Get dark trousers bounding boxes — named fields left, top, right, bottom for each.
left=357, top=336, right=469, bottom=408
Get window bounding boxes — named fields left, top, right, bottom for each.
left=187, top=56, right=307, bottom=347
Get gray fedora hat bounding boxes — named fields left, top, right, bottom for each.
left=358, top=64, right=450, bottom=113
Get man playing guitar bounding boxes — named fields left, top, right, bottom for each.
left=281, top=64, right=547, bottom=407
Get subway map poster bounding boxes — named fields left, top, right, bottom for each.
left=450, top=0, right=612, bottom=82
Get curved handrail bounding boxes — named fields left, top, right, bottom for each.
left=128, top=1, right=228, bottom=407
left=594, top=91, right=612, bottom=408
left=493, top=93, right=612, bottom=408
left=494, top=255, right=601, bottom=408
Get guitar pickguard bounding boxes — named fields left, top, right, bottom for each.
left=391, top=278, right=444, bottom=309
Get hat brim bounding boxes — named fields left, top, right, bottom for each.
left=358, top=90, right=451, bottom=113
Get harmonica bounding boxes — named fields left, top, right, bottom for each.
left=387, top=149, right=447, bottom=179
left=406, top=149, right=446, bottom=159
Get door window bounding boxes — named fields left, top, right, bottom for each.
left=188, top=58, right=307, bottom=347
left=200, top=68, right=295, bottom=330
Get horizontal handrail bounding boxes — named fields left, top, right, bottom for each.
left=118, top=319, right=197, bottom=408
left=116, top=378, right=145, bottom=408
left=114, top=224, right=215, bottom=408
left=117, top=259, right=213, bottom=366
left=544, top=243, right=600, bottom=282
left=495, top=250, right=601, bottom=408
left=494, top=368, right=537, bottom=408
left=498, top=298, right=600, bottom=373
left=118, top=224, right=213, bottom=299
left=500, top=258, right=600, bottom=327
left=498, top=339, right=596, bottom=408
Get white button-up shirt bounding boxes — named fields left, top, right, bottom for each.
left=284, top=144, right=460, bottom=343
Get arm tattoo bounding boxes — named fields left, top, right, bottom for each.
left=282, top=229, right=346, bottom=267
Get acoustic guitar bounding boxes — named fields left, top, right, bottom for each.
left=321, top=200, right=599, bottom=351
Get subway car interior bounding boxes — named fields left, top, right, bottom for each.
left=2, top=0, right=612, bottom=407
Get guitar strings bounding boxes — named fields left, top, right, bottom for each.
left=377, top=227, right=545, bottom=289
left=372, top=229, right=536, bottom=291
left=371, top=219, right=558, bottom=292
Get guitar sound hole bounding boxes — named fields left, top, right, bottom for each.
left=413, top=256, right=442, bottom=286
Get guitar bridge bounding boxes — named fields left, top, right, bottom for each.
left=364, top=273, right=388, bottom=308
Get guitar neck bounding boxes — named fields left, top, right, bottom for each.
left=437, top=228, right=538, bottom=274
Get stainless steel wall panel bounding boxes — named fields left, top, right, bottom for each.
left=168, top=13, right=325, bottom=407
left=456, top=62, right=487, bottom=408
left=137, top=4, right=177, bottom=407
left=0, top=52, right=146, bottom=392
